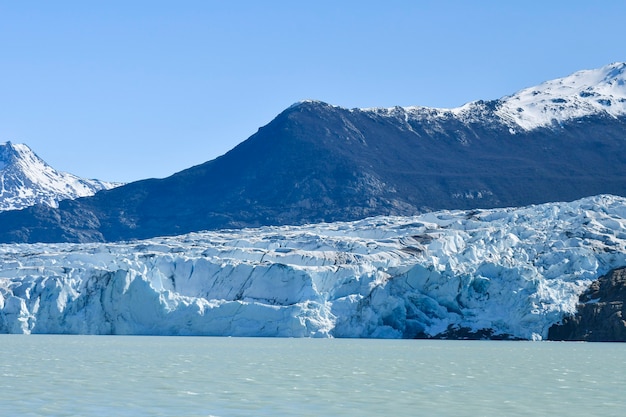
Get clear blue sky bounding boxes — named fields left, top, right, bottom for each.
left=1, top=1, right=624, bottom=183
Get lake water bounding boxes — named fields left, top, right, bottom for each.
left=0, top=336, right=624, bottom=416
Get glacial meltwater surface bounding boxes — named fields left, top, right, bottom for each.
left=0, top=336, right=624, bottom=416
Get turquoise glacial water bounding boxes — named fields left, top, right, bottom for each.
left=0, top=336, right=624, bottom=416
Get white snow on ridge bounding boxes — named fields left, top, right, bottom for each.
left=1, top=194, right=626, bottom=339
left=353, top=62, right=626, bottom=131
left=496, top=62, right=626, bottom=130
left=0, top=142, right=121, bottom=211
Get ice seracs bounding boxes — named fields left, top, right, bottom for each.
left=0, top=141, right=121, bottom=211
left=1, top=194, right=626, bottom=339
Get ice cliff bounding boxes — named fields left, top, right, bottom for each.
left=1, top=194, right=626, bottom=339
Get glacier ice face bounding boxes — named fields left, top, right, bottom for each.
left=1, top=194, right=626, bottom=339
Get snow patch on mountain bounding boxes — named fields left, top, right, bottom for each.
left=0, top=142, right=121, bottom=211
left=1, top=194, right=626, bottom=339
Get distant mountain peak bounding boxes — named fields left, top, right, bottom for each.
left=0, top=141, right=122, bottom=211
left=0, top=141, right=27, bottom=168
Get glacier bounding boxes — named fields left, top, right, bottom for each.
left=1, top=194, right=626, bottom=339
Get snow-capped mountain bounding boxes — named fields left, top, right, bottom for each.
left=0, top=63, right=625, bottom=243
left=496, top=62, right=626, bottom=130
left=365, top=62, right=626, bottom=130
left=1, top=195, right=625, bottom=339
left=0, top=142, right=121, bottom=211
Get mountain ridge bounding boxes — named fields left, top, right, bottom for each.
left=296, top=61, right=626, bottom=130
left=1, top=63, right=625, bottom=243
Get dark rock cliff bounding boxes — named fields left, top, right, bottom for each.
left=548, top=267, right=626, bottom=342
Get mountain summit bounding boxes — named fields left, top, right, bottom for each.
left=0, top=142, right=121, bottom=211
left=0, top=63, right=625, bottom=243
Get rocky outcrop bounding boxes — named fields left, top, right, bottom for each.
left=548, top=267, right=626, bottom=342
left=421, top=325, right=523, bottom=341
